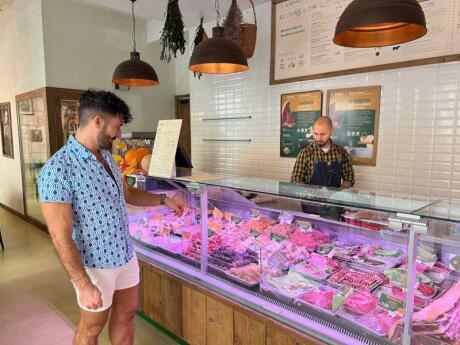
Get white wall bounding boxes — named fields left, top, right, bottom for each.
left=190, top=2, right=460, bottom=202
left=0, top=0, right=46, bottom=213
left=41, top=0, right=176, bottom=132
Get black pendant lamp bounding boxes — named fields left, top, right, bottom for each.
left=112, top=0, right=159, bottom=86
left=334, top=0, right=427, bottom=48
left=188, top=0, right=248, bottom=74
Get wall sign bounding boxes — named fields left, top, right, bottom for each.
left=326, top=86, right=381, bottom=166
left=271, top=0, right=460, bottom=85
left=280, top=90, right=322, bottom=158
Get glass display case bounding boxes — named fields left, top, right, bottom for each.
left=130, top=176, right=460, bottom=345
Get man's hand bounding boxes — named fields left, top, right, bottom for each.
left=165, top=197, right=186, bottom=216
left=340, top=181, right=352, bottom=189
left=76, top=279, right=103, bottom=310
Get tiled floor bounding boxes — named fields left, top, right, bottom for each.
left=0, top=208, right=178, bottom=345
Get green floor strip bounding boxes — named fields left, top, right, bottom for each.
left=136, top=311, right=188, bottom=345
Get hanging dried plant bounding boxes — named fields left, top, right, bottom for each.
left=160, top=0, right=186, bottom=63
left=192, top=16, right=207, bottom=79
left=223, top=0, right=243, bottom=42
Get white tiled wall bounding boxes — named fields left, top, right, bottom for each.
left=190, top=2, right=460, bottom=202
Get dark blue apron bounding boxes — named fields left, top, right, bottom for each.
left=309, top=160, right=342, bottom=188
left=302, top=153, right=343, bottom=219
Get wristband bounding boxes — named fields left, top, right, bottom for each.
left=160, top=193, right=166, bottom=205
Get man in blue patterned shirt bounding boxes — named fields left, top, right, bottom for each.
left=38, top=89, right=185, bottom=345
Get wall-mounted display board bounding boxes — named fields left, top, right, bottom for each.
left=271, top=0, right=460, bottom=85
left=280, top=90, right=322, bottom=158
left=326, top=86, right=381, bottom=166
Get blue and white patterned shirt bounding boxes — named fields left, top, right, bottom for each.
left=38, top=135, right=133, bottom=269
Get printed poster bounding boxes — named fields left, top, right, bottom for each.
left=326, top=86, right=381, bottom=166
left=280, top=90, right=322, bottom=158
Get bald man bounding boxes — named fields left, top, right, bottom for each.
left=291, top=116, right=355, bottom=189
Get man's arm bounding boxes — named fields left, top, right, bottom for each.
left=122, top=179, right=185, bottom=215
left=341, top=150, right=355, bottom=189
left=41, top=202, right=102, bottom=310
left=291, top=149, right=309, bottom=184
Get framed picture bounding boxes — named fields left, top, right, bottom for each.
left=61, top=99, right=80, bottom=145
left=0, top=102, right=14, bottom=159
left=280, top=90, right=322, bottom=158
left=326, top=86, right=381, bottom=166
left=31, top=129, right=43, bottom=142
left=19, top=99, right=33, bottom=115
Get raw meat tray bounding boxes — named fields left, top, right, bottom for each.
left=294, top=292, right=338, bottom=317
left=291, top=263, right=336, bottom=282
left=208, top=257, right=260, bottom=288
left=327, top=267, right=383, bottom=292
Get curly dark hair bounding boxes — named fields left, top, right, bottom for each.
left=78, top=89, right=133, bottom=126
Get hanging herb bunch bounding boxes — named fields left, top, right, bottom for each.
left=160, top=0, right=186, bottom=63
left=192, top=15, right=207, bottom=79
left=223, top=0, right=243, bottom=43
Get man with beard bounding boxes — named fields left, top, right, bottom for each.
left=37, top=89, right=185, bottom=345
left=291, top=116, right=354, bottom=188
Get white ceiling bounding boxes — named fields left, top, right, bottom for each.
left=78, top=0, right=270, bottom=27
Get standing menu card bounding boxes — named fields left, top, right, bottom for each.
left=148, top=119, right=182, bottom=178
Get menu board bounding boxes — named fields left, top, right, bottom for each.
left=326, top=86, right=381, bottom=166
left=280, top=90, right=322, bottom=157
left=149, top=119, right=182, bottom=178
left=271, top=0, right=460, bottom=84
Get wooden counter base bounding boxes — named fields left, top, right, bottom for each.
left=139, top=260, right=324, bottom=345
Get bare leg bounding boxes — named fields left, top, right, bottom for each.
left=73, top=308, right=110, bottom=345
left=108, top=285, right=138, bottom=345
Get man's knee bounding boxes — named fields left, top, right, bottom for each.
left=77, top=318, right=107, bottom=337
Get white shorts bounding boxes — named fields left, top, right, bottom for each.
left=75, top=254, right=140, bottom=312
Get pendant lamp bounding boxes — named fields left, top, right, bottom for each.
left=333, top=0, right=427, bottom=48
left=188, top=0, right=248, bottom=74
left=112, top=0, right=159, bottom=86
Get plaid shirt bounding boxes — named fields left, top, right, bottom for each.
left=291, top=141, right=355, bottom=187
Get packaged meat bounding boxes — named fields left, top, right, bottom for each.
left=293, top=253, right=340, bottom=281
left=241, top=217, right=277, bottom=236
left=266, top=223, right=296, bottom=238
left=290, top=229, right=331, bottom=251
left=227, top=263, right=261, bottom=286
left=328, top=267, right=387, bottom=291
left=294, top=286, right=343, bottom=315
left=339, top=291, right=401, bottom=337
left=261, top=271, right=319, bottom=303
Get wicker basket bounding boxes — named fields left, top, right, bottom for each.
left=239, top=0, right=257, bottom=58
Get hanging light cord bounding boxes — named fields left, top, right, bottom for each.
left=131, top=0, right=137, bottom=52
left=215, top=0, right=221, bottom=27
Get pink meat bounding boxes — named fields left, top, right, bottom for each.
left=303, top=290, right=334, bottom=310
left=343, top=291, right=378, bottom=316
left=290, top=230, right=330, bottom=251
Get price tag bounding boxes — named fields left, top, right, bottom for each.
left=296, top=220, right=312, bottom=232
left=279, top=211, right=294, bottom=224
left=378, top=293, right=405, bottom=316
left=449, top=255, right=460, bottom=271
left=389, top=269, right=407, bottom=289
left=250, top=229, right=261, bottom=238
left=231, top=215, right=243, bottom=224
left=212, top=207, right=224, bottom=220
left=417, top=245, right=437, bottom=267
left=249, top=209, right=260, bottom=219
left=270, top=232, right=287, bottom=243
